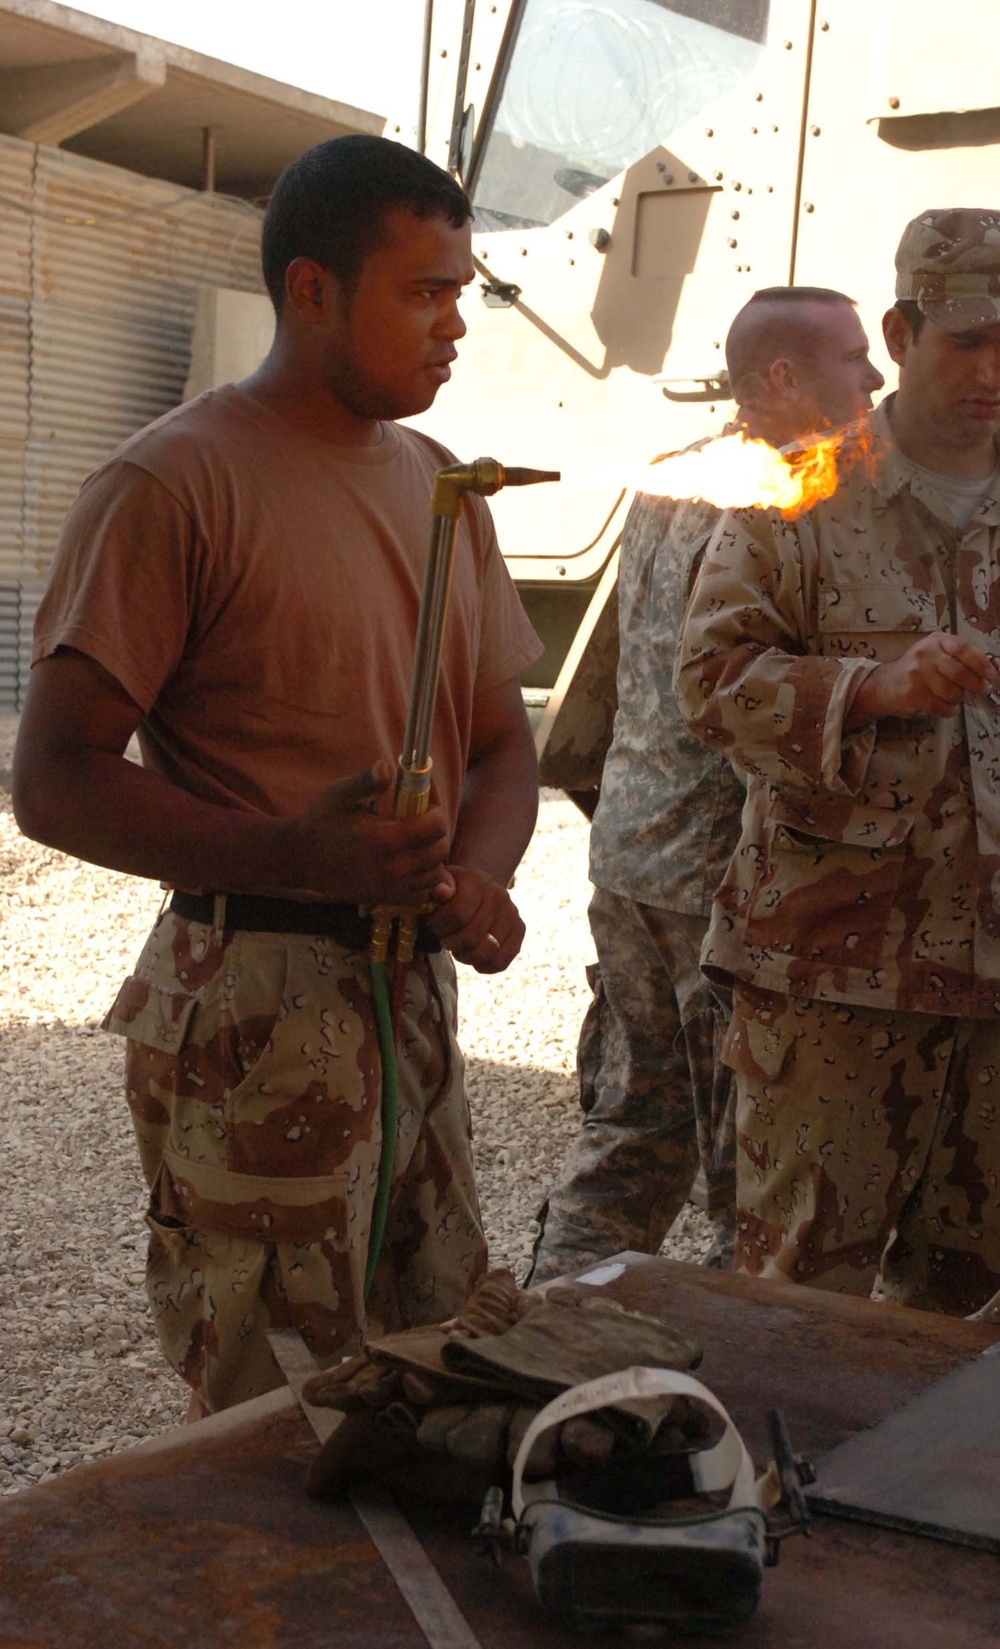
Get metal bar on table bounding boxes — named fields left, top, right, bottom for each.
left=269, top=1330, right=485, bottom=1649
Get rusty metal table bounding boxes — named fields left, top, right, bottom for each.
left=1, top=1254, right=998, bottom=1647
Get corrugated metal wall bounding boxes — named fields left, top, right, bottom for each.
left=0, top=132, right=264, bottom=707
left=0, top=137, right=32, bottom=707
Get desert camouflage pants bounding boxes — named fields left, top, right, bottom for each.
left=528, top=890, right=736, bottom=1285
left=104, top=912, right=486, bottom=1412
left=723, top=983, right=1000, bottom=1314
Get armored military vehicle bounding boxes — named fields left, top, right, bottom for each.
left=405, top=0, right=1000, bottom=809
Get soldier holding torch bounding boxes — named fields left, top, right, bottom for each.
left=13, top=137, right=542, bottom=1414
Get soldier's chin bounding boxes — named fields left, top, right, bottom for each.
left=391, top=385, right=446, bottom=419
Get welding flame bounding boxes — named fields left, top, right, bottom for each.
left=638, top=429, right=845, bottom=516
left=604, top=427, right=869, bottom=518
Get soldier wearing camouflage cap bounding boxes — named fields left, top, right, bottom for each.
left=895, top=207, right=1000, bottom=331
left=675, top=210, right=1000, bottom=1315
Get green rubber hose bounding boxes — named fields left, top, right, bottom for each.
left=365, top=958, right=399, bottom=1298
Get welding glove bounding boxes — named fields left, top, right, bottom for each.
left=302, top=1269, right=703, bottom=1503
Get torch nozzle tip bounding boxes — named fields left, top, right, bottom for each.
left=502, top=467, right=561, bottom=488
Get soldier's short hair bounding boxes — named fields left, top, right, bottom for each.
left=725, top=286, right=858, bottom=405
left=747, top=285, right=858, bottom=307
left=262, top=134, right=471, bottom=313
left=892, top=299, right=927, bottom=342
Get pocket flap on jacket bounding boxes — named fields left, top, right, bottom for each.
left=768, top=795, right=915, bottom=852
left=818, top=583, right=937, bottom=633
left=102, top=975, right=197, bottom=1050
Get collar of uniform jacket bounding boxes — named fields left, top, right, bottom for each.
left=867, top=393, right=1000, bottom=527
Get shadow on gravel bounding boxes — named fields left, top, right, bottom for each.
left=464, top=1054, right=577, bottom=1110
left=464, top=1053, right=576, bottom=1117
left=0, top=1018, right=123, bottom=1115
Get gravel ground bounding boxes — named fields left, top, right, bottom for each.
left=1, top=713, right=709, bottom=1497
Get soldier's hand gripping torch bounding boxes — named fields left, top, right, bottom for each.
left=362, top=457, right=558, bottom=1298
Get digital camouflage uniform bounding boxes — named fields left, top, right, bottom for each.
left=105, top=912, right=485, bottom=1412
left=529, top=483, right=745, bottom=1284
left=675, top=395, right=1000, bottom=1313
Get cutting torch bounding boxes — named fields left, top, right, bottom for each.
left=363, top=456, right=559, bottom=1295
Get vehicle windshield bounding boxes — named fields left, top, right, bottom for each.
left=471, top=0, right=770, bottom=230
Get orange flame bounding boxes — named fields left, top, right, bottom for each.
left=563, top=426, right=878, bottom=517
left=621, top=426, right=870, bottom=518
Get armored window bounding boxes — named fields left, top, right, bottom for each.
left=470, top=0, right=770, bottom=231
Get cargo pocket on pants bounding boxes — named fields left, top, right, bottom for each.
left=104, top=974, right=202, bottom=1183
left=105, top=934, right=289, bottom=1183
left=144, top=1205, right=190, bottom=1268
left=157, top=1148, right=353, bottom=1247
left=721, top=984, right=798, bottom=1083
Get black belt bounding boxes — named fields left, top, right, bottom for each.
left=169, top=890, right=440, bottom=952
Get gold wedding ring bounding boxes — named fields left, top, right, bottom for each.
left=485, top=932, right=501, bottom=952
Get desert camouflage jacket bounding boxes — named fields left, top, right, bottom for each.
left=674, top=397, right=1000, bottom=1016
left=589, top=473, right=746, bottom=916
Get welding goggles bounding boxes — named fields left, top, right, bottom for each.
left=509, top=1366, right=795, bottom=1634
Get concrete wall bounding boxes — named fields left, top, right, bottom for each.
left=184, top=287, right=275, bottom=399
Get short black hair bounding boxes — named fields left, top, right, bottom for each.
left=893, top=298, right=927, bottom=340
left=725, top=285, right=859, bottom=401
left=747, top=285, right=858, bottom=306
left=261, top=134, right=471, bottom=312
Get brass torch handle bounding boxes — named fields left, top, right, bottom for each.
left=401, top=514, right=459, bottom=773
left=373, top=504, right=463, bottom=964
left=368, top=760, right=433, bottom=965
left=394, top=762, right=433, bottom=818
left=367, top=457, right=560, bottom=965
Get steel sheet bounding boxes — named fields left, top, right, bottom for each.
left=0, top=1257, right=998, bottom=1647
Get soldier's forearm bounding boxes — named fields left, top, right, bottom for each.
left=15, top=737, right=303, bottom=893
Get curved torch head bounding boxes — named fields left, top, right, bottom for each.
left=404, top=455, right=561, bottom=771
left=430, top=457, right=561, bottom=518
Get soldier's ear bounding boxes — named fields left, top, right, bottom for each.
left=284, top=257, right=340, bottom=325
left=882, top=306, right=911, bottom=366
left=766, top=356, right=797, bottom=397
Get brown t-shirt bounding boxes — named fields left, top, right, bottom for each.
left=34, top=387, right=541, bottom=841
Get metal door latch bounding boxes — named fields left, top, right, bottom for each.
left=657, top=372, right=732, bottom=402
left=480, top=276, right=522, bottom=307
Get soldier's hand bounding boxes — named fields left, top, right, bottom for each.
left=426, top=866, right=525, bottom=973
left=283, top=762, right=451, bottom=906
left=850, top=631, right=1000, bottom=721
